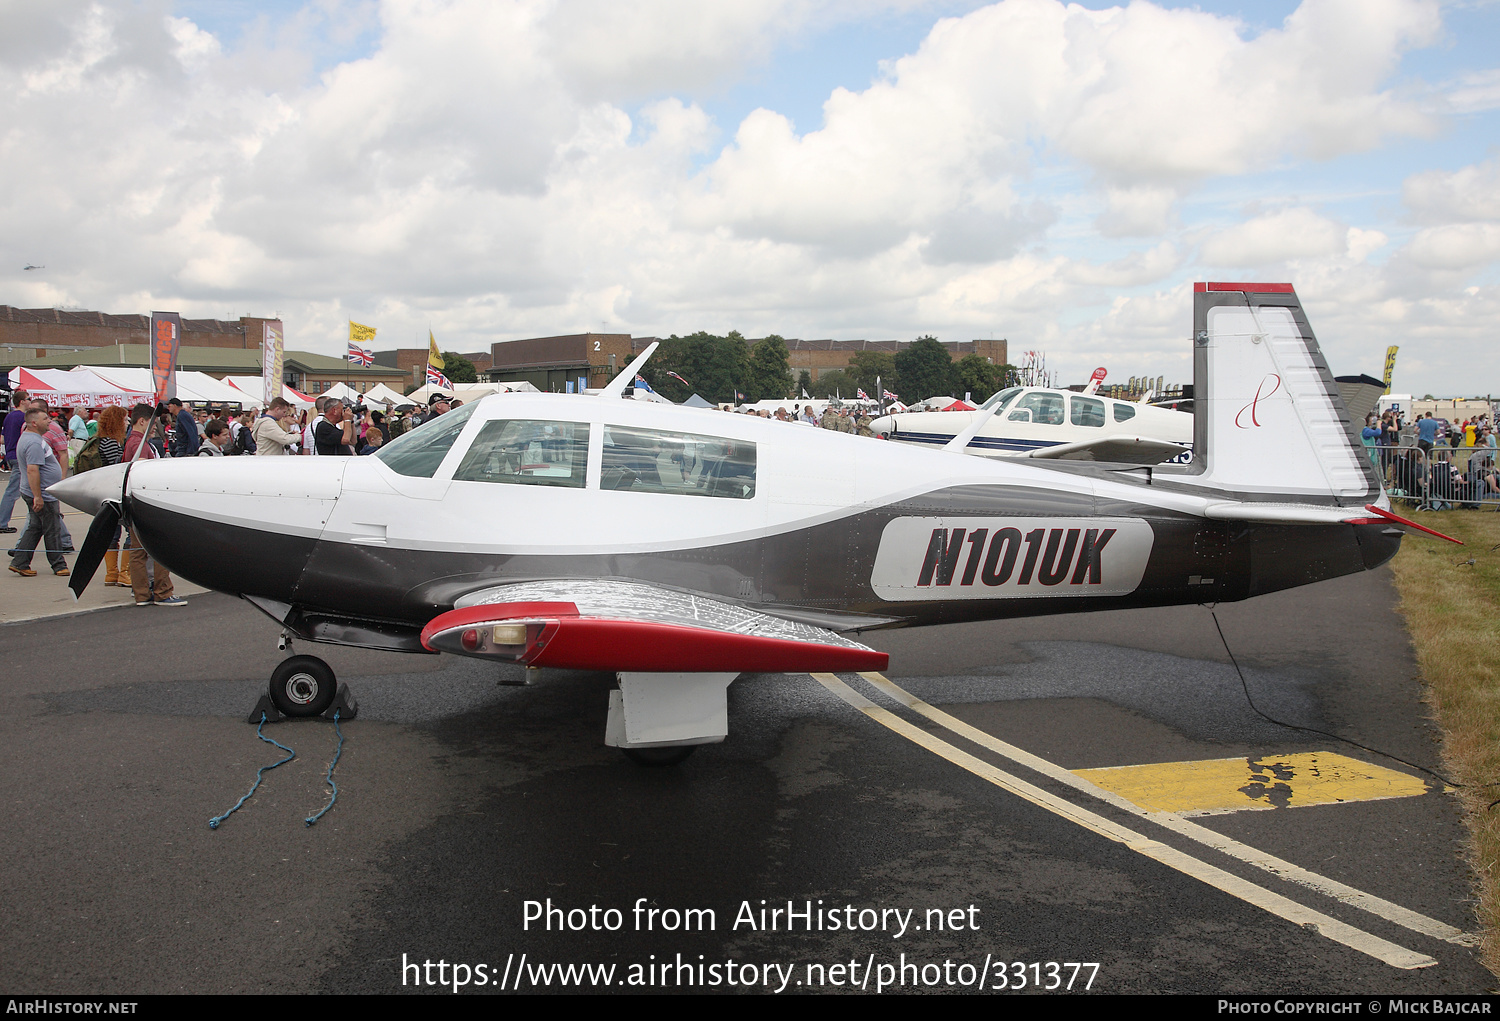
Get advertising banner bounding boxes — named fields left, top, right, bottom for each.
left=1383, top=345, right=1399, bottom=394
left=263, top=320, right=285, bottom=407
left=149, top=311, right=181, bottom=405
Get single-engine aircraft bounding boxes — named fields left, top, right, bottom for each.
left=51, top=283, right=1425, bottom=764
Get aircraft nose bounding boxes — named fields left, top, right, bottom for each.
left=869, top=416, right=894, bottom=438
left=49, top=463, right=129, bottom=516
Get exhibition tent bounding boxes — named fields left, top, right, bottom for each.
left=8, top=367, right=149, bottom=407
left=222, top=376, right=315, bottom=410
left=80, top=367, right=249, bottom=407
left=404, top=380, right=538, bottom=404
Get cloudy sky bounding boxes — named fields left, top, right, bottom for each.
left=1, top=0, right=1497, bottom=395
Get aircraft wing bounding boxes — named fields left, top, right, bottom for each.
left=421, top=579, right=889, bottom=672
left=1025, top=434, right=1189, bottom=464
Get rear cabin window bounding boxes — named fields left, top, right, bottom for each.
left=452, top=420, right=589, bottom=489
left=601, top=425, right=756, bottom=499
left=1070, top=396, right=1106, bottom=428
left=1009, top=392, right=1065, bottom=425
left=374, top=403, right=478, bottom=478
left=1113, top=402, right=1137, bottom=423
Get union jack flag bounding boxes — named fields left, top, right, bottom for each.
left=347, top=342, right=374, bottom=367
left=882, top=388, right=899, bottom=401
left=856, top=388, right=870, bottom=400
left=634, top=374, right=657, bottom=394
left=426, top=364, right=452, bottom=389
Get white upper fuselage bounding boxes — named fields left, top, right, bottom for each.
left=870, top=387, right=1193, bottom=459
left=59, top=392, right=1224, bottom=562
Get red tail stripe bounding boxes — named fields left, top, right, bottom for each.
left=1360, top=504, right=1464, bottom=545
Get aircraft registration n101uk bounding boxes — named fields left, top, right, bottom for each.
left=51, top=284, right=1416, bottom=765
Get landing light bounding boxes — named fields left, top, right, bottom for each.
left=492, top=623, right=528, bottom=645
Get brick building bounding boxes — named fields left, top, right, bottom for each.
left=373, top=348, right=494, bottom=391
left=773, top=338, right=1009, bottom=382
left=487, top=333, right=641, bottom=392
left=0, top=304, right=269, bottom=360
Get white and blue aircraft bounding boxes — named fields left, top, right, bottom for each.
left=870, top=385, right=1193, bottom=464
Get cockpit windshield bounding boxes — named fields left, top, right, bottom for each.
left=374, top=402, right=479, bottom=478
left=979, top=387, right=1021, bottom=412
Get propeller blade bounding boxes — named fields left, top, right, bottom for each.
left=69, top=503, right=122, bottom=601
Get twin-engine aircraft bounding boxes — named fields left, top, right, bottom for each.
left=868, top=383, right=1193, bottom=465
left=52, top=283, right=1413, bottom=764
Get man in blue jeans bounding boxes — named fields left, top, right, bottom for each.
left=8, top=405, right=68, bottom=577
left=1416, top=412, right=1439, bottom=454
left=0, top=388, right=32, bottom=534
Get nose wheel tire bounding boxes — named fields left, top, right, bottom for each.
left=621, top=745, right=698, bottom=767
left=269, top=655, right=337, bottom=718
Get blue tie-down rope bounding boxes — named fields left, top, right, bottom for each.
left=208, top=713, right=296, bottom=829
left=304, top=709, right=344, bottom=827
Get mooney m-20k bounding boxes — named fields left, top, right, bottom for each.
left=51, top=283, right=1421, bottom=764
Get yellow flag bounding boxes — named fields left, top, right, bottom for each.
left=428, top=330, right=444, bottom=369
left=1382, top=345, right=1399, bottom=394
left=349, top=321, right=377, bottom=344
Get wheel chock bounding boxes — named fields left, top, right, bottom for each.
left=246, top=694, right=285, bottom=724
left=323, top=683, right=358, bottom=721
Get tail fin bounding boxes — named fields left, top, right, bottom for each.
left=1187, top=283, right=1381, bottom=504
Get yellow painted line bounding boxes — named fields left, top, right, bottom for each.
left=812, top=673, right=1437, bottom=970
left=855, top=672, right=1473, bottom=949
left=1073, top=752, right=1428, bottom=815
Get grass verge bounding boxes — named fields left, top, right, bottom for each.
left=1386, top=509, right=1500, bottom=973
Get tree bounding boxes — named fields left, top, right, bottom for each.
left=744, top=335, right=793, bottom=402
left=639, top=332, right=748, bottom=404
left=846, top=351, right=897, bottom=397
left=893, top=336, right=956, bottom=402
left=797, top=369, right=812, bottom=397
left=810, top=369, right=853, bottom=400
left=441, top=352, right=478, bottom=383
left=953, top=353, right=1007, bottom=403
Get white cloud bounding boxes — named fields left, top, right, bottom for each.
left=1200, top=208, right=1350, bottom=266
left=1444, top=67, right=1500, bottom=114
left=1404, top=222, right=1500, bottom=270
left=1096, top=187, right=1178, bottom=238
left=1403, top=158, right=1500, bottom=224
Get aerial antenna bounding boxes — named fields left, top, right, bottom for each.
left=599, top=341, right=659, bottom=398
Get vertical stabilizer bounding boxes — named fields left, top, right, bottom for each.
left=1190, top=283, right=1380, bottom=504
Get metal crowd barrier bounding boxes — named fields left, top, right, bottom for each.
left=1370, top=440, right=1500, bottom=511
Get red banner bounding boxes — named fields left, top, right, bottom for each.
left=150, top=311, right=182, bottom=405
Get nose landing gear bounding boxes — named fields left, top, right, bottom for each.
left=246, top=643, right=358, bottom=723
left=270, top=656, right=338, bottom=717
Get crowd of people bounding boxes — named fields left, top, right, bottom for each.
left=1362, top=409, right=1500, bottom=510
left=1, top=388, right=462, bottom=601
left=735, top=403, right=881, bottom=436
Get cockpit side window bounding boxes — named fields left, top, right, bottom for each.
left=601, top=425, right=756, bottom=499
left=452, top=420, right=589, bottom=488
left=373, top=403, right=478, bottom=478
left=1070, top=396, right=1106, bottom=428
left=1010, top=392, right=1065, bottom=425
